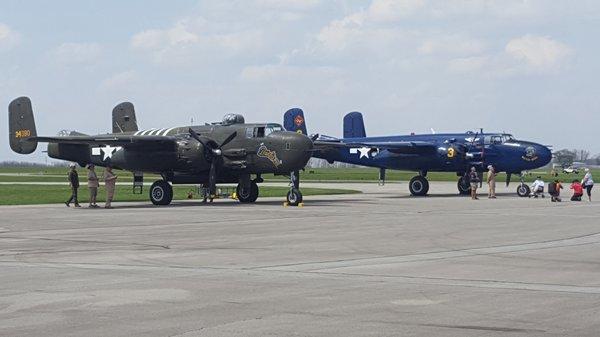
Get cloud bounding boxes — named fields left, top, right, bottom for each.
left=254, top=0, right=320, bottom=11
left=131, top=21, right=199, bottom=51
left=130, top=18, right=265, bottom=65
left=0, top=23, right=20, bottom=51
left=505, top=35, right=573, bottom=71
left=447, top=35, right=574, bottom=77
left=367, top=0, right=425, bottom=22
left=418, top=34, right=486, bottom=56
left=51, top=42, right=102, bottom=65
left=99, top=70, right=137, bottom=91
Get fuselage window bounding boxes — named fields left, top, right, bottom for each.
left=254, top=127, right=265, bottom=138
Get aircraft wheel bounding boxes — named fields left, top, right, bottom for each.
left=457, top=176, right=471, bottom=195
left=517, top=184, right=530, bottom=198
left=409, top=176, right=429, bottom=196
left=237, top=181, right=259, bottom=203
left=286, top=188, right=303, bottom=206
left=150, top=180, right=173, bottom=205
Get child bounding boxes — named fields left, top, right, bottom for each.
left=570, top=180, right=583, bottom=201
left=549, top=180, right=562, bottom=202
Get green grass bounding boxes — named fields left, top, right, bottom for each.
left=263, top=167, right=598, bottom=184
left=1, top=166, right=596, bottom=184
left=0, top=184, right=360, bottom=206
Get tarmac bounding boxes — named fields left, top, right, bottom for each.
left=0, top=181, right=599, bottom=337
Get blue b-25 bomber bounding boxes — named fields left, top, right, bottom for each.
left=285, top=109, right=552, bottom=197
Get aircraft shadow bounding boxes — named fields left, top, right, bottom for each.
left=105, top=197, right=371, bottom=209
left=383, top=192, right=518, bottom=199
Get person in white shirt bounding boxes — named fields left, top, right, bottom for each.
left=581, top=168, right=594, bottom=202
left=530, top=176, right=545, bottom=198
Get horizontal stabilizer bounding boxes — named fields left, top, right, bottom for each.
left=343, top=111, right=366, bottom=138
left=8, top=96, right=38, bottom=154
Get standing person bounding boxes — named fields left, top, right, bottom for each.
left=87, top=164, right=99, bottom=208
left=469, top=167, right=479, bottom=200
left=487, top=165, right=497, bottom=199
left=65, top=163, right=81, bottom=207
left=103, top=166, right=118, bottom=209
left=581, top=168, right=594, bottom=202
left=570, top=179, right=584, bottom=201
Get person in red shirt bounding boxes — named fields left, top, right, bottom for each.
left=570, top=180, right=583, bottom=201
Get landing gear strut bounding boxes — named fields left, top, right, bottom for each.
left=150, top=180, right=173, bottom=205
left=286, top=170, right=303, bottom=206
left=516, top=174, right=530, bottom=197
left=409, top=173, right=429, bottom=196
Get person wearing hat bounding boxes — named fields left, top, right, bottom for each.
left=86, top=164, right=99, bottom=208
left=65, top=163, right=81, bottom=207
left=103, top=165, right=118, bottom=208
left=469, top=167, right=480, bottom=200
left=486, top=165, right=497, bottom=199
left=581, top=168, right=594, bottom=202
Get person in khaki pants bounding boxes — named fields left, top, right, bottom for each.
left=487, top=165, right=497, bottom=199
left=87, top=164, right=99, bottom=208
left=103, top=166, right=118, bottom=209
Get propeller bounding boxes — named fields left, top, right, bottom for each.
left=506, top=172, right=512, bottom=187
left=188, top=128, right=237, bottom=196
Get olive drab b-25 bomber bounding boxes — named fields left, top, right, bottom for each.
left=8, top=97, right=313, bottom=205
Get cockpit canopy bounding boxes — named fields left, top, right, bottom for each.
left=245, top=123, right=284, bottom=138
left=484, top=134, right=516, bottom=145
left=222, top=114, right=245, bottom=126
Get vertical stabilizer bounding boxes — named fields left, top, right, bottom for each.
left=283, top=108, right=307, bottom=135
left=343, top=111, right=366, bottom=138
left=8, top=96, right=38, bottom=154
left=112, top=102, right=138, bottom=133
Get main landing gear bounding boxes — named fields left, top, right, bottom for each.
left=150, top=180, right=173, bottom=205
left=286, top=170, right=303, bottom=206
left=237, top=180, right=259, bottom=203
left=409, top=171, right=429, bottom=196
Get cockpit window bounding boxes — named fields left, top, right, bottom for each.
left=254, top=127, right=265, bottom=138
left=503, top=134, right=515, bottom=142
left=485, top=134, right=515, bottom=144
left=246, top=124, right=284, bottom=138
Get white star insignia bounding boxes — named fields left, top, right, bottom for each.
left=92, top=145, right=122, bottom=161
left=350, top=147, right=375, bottom=159
left=357, top=147, right=371, bottom=158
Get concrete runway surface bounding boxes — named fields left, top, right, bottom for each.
left=1, top=181, right=599, bottom=337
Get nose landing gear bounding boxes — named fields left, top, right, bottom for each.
left=285, top=170, right=303, bottom=206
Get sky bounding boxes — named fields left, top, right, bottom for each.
left=1, top=0, right=599, bottom=162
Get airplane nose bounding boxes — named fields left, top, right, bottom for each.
left=271, top=131, right=313, bottom=170
left=538, top=144, right=552, bottom=166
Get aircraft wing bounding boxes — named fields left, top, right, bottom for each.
left=314, top=138, right=438, bottom=154
left=29, top=135, right=178, bottom=149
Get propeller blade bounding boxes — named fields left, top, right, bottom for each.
left=219, top=131, right=237, bottom=149
left=189, top=128, right=209, bottom=148
left=208, top=161, right=217, bottom=196
left=506, top=173, right=512, bottom=187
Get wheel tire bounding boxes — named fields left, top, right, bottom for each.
left=457, top=177, right=471, bottom=195
left=237, top=181, right=259, bottom=203
left=517, top=184, right=530, bottom=197
left=409, top=176, right=429, bottom=196
left=150, top=180, right=173, bottom=205
left=286, top=188, right=303, bottom=206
